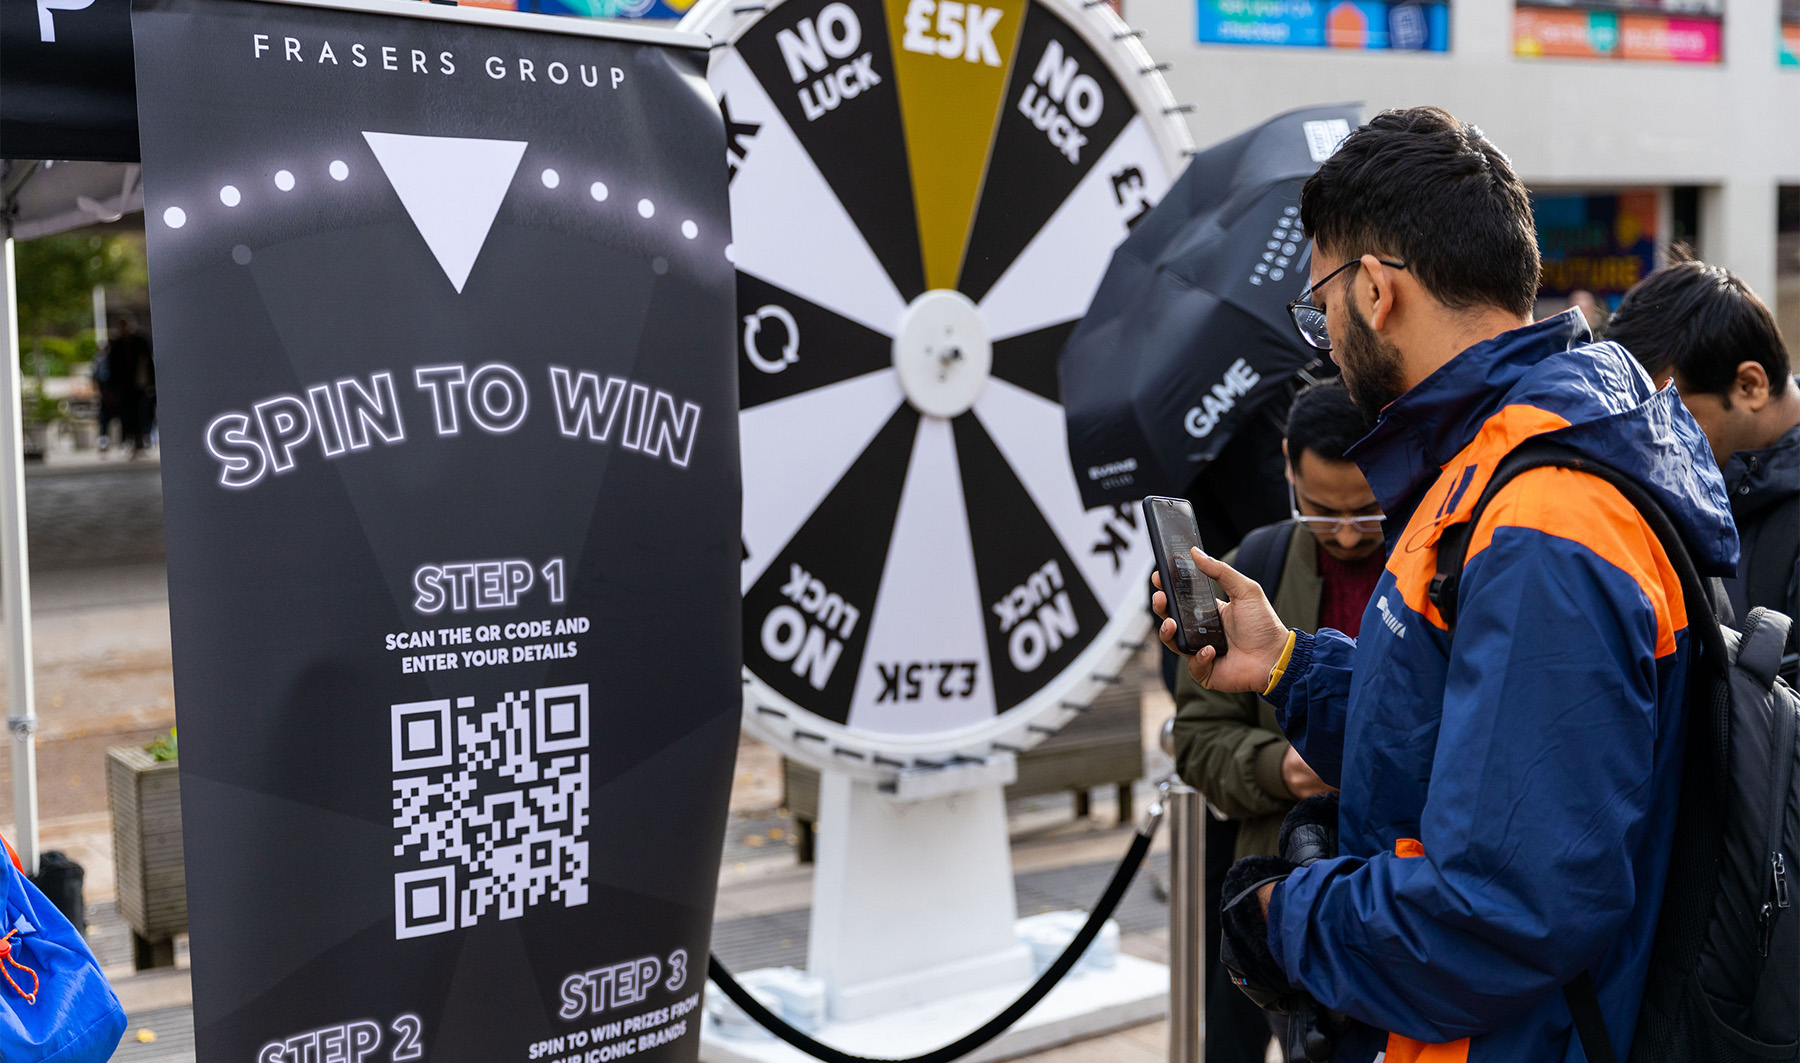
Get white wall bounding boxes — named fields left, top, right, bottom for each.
left=1131, top=0, right=1798, bottom=296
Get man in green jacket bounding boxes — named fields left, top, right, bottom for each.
left=1174, top=379, right=1385, bottom=860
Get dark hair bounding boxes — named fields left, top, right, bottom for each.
left=1299, top=107, right=1540, bottom=318
left=1603, top=250, right=1790, bottom=397
left=1286, top=378, right=1365, bottom=463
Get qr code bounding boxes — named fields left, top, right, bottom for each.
left=390, top=685, right=590, bottom=939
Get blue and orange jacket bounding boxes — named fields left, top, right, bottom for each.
left=1263, top=310, right=1739, bottom=1062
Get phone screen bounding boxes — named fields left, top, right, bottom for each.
left=1142, top=496, right=1227, bottom=657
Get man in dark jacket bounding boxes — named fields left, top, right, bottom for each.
left=1605, top=255, right=1800, bottom=654
left=1175, top=379, right=1382, bottom=1063
left=1156, top=107, right=1737, bottom=1062
left=1174, top=378, right=1379, bottom=861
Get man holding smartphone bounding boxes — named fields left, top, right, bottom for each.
left=1155, top=107, right=1737, bottom=1062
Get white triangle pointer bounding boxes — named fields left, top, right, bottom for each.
left=363, top=131, right=528, bottom=294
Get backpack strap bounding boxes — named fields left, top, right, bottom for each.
left=1736, top=606, right=1794, bottom=688
left=1426, top=438, right=1729, bottom=673
left=1561, top=972, right=1617, bottom=1063
left=1234, top=520, right=1296, bottom=597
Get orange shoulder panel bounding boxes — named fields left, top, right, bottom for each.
left=1387, top=404, right=1572, bottom=630
left=1465, top=466, right=1685, bottom=658
left=1385, top=1035, right=1470, bottom=1063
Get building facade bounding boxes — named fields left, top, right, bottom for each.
left=1134, top=0, right=1800, bottom=338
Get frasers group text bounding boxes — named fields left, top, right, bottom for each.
left=252, top=33, right=627, bottom=88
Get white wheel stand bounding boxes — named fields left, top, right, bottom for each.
left=810, top=767, right=1032, bottom=1020
left=701, top=764, right=1168, bottom=1063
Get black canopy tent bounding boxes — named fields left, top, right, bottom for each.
left=1, top=0, right=139, bottom=163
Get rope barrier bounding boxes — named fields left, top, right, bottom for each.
left=707, top=813, right=1160, bottom=1063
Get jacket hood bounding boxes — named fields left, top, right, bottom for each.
left=1349, top=309, right=1739, bottom=575
left=1722, top=391, right=1800, bottom=521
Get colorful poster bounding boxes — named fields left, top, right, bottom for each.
left=1514, top=7, right=1617, bottom=58
left=1619, top=13, right=1722, bottom=61
left=1534, top=191, right=1660, bottom=301
left=1196, top=0, right=1448, bottom=51
left=1784, top=19, right=1800, bottom=66
left=1516, top=3, right=1721, bottom=62
left=133, top=0, right=740, bottom=1061
left=474, top=0, right=694, bottom=22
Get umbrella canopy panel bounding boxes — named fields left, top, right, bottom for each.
left=682, top=0, right=1190, bottom=775
left=1060, top=103, right=1365, bottom=510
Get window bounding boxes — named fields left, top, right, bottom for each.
left=1533, top=190, right=1661, bottom=314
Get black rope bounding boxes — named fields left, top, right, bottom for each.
left=707, top=825, right=1156, bottom=1063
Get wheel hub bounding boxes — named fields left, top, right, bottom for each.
left=893, top=289, right=992, bottom=418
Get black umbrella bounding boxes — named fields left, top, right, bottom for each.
left=1060, top=103, right=1364, bottom=510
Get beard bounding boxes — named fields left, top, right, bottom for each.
left=1335, top=296, right=1408, bottom=427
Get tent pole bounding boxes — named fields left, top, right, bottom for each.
left=0, top=234, right=40, bottom=876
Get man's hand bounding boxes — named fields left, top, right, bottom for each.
left=1152, top=547, right=1292, bottom=693
left=1281, top=746, right=1331, bottom=799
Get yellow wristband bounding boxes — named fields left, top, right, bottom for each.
left=1263, top=630, right=1299, bottom=697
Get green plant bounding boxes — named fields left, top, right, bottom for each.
left=27, top=394, right=64, bottom=427
left=146, top=727, right=177, bottom=762
left=14, top=234, right=145, bottom=339
left=33, top=332, right=99, bottom=378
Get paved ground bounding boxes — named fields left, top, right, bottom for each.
left=0, top=456, right=1225, bottom=1063
left=22, top=454, right=166, bottom=570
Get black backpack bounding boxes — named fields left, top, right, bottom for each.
left=1429, top=439, right=1799, bottom=1063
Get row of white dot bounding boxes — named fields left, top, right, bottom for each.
left=537, top=168, right=698, bottom=239
left=164, top=160, right=350, bottom=227
left=164, top=159, right=703, bottom=242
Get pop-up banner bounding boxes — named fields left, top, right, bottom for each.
left=132, top=1, right=738, bottom=1060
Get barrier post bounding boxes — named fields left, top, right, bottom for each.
left=1162, top=722, right=1202, bottom=1063
left=1166, top=777, right=1203, bottom=1063
left=0, top=234, right=38, bottom=876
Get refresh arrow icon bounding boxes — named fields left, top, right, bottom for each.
left=743, top=305, right=800, bottom=374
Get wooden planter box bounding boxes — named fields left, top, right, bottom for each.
left=106, top=745, right=187, bottom=964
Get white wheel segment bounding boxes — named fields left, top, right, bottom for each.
left=712, top=48, right=909, bottom=337
left=972, top=376, right=1153, bottom=613
left=847, top=417, right=998, bottom=734
left=980, top=116, right=1174, bottom=344
left=740, top=369, right=905, bottom=591
left=686, top=0, right=1191, bottom=776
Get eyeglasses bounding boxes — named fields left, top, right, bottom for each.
left=1286, top=258, right=1408, bottom=352
left=1290, top=482, right=1385, bottom=536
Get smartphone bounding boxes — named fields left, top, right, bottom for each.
left=1142, top=496, right=1228, bottom=657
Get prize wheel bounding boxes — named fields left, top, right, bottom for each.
left=682, top=0, right=1191, bottom=776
